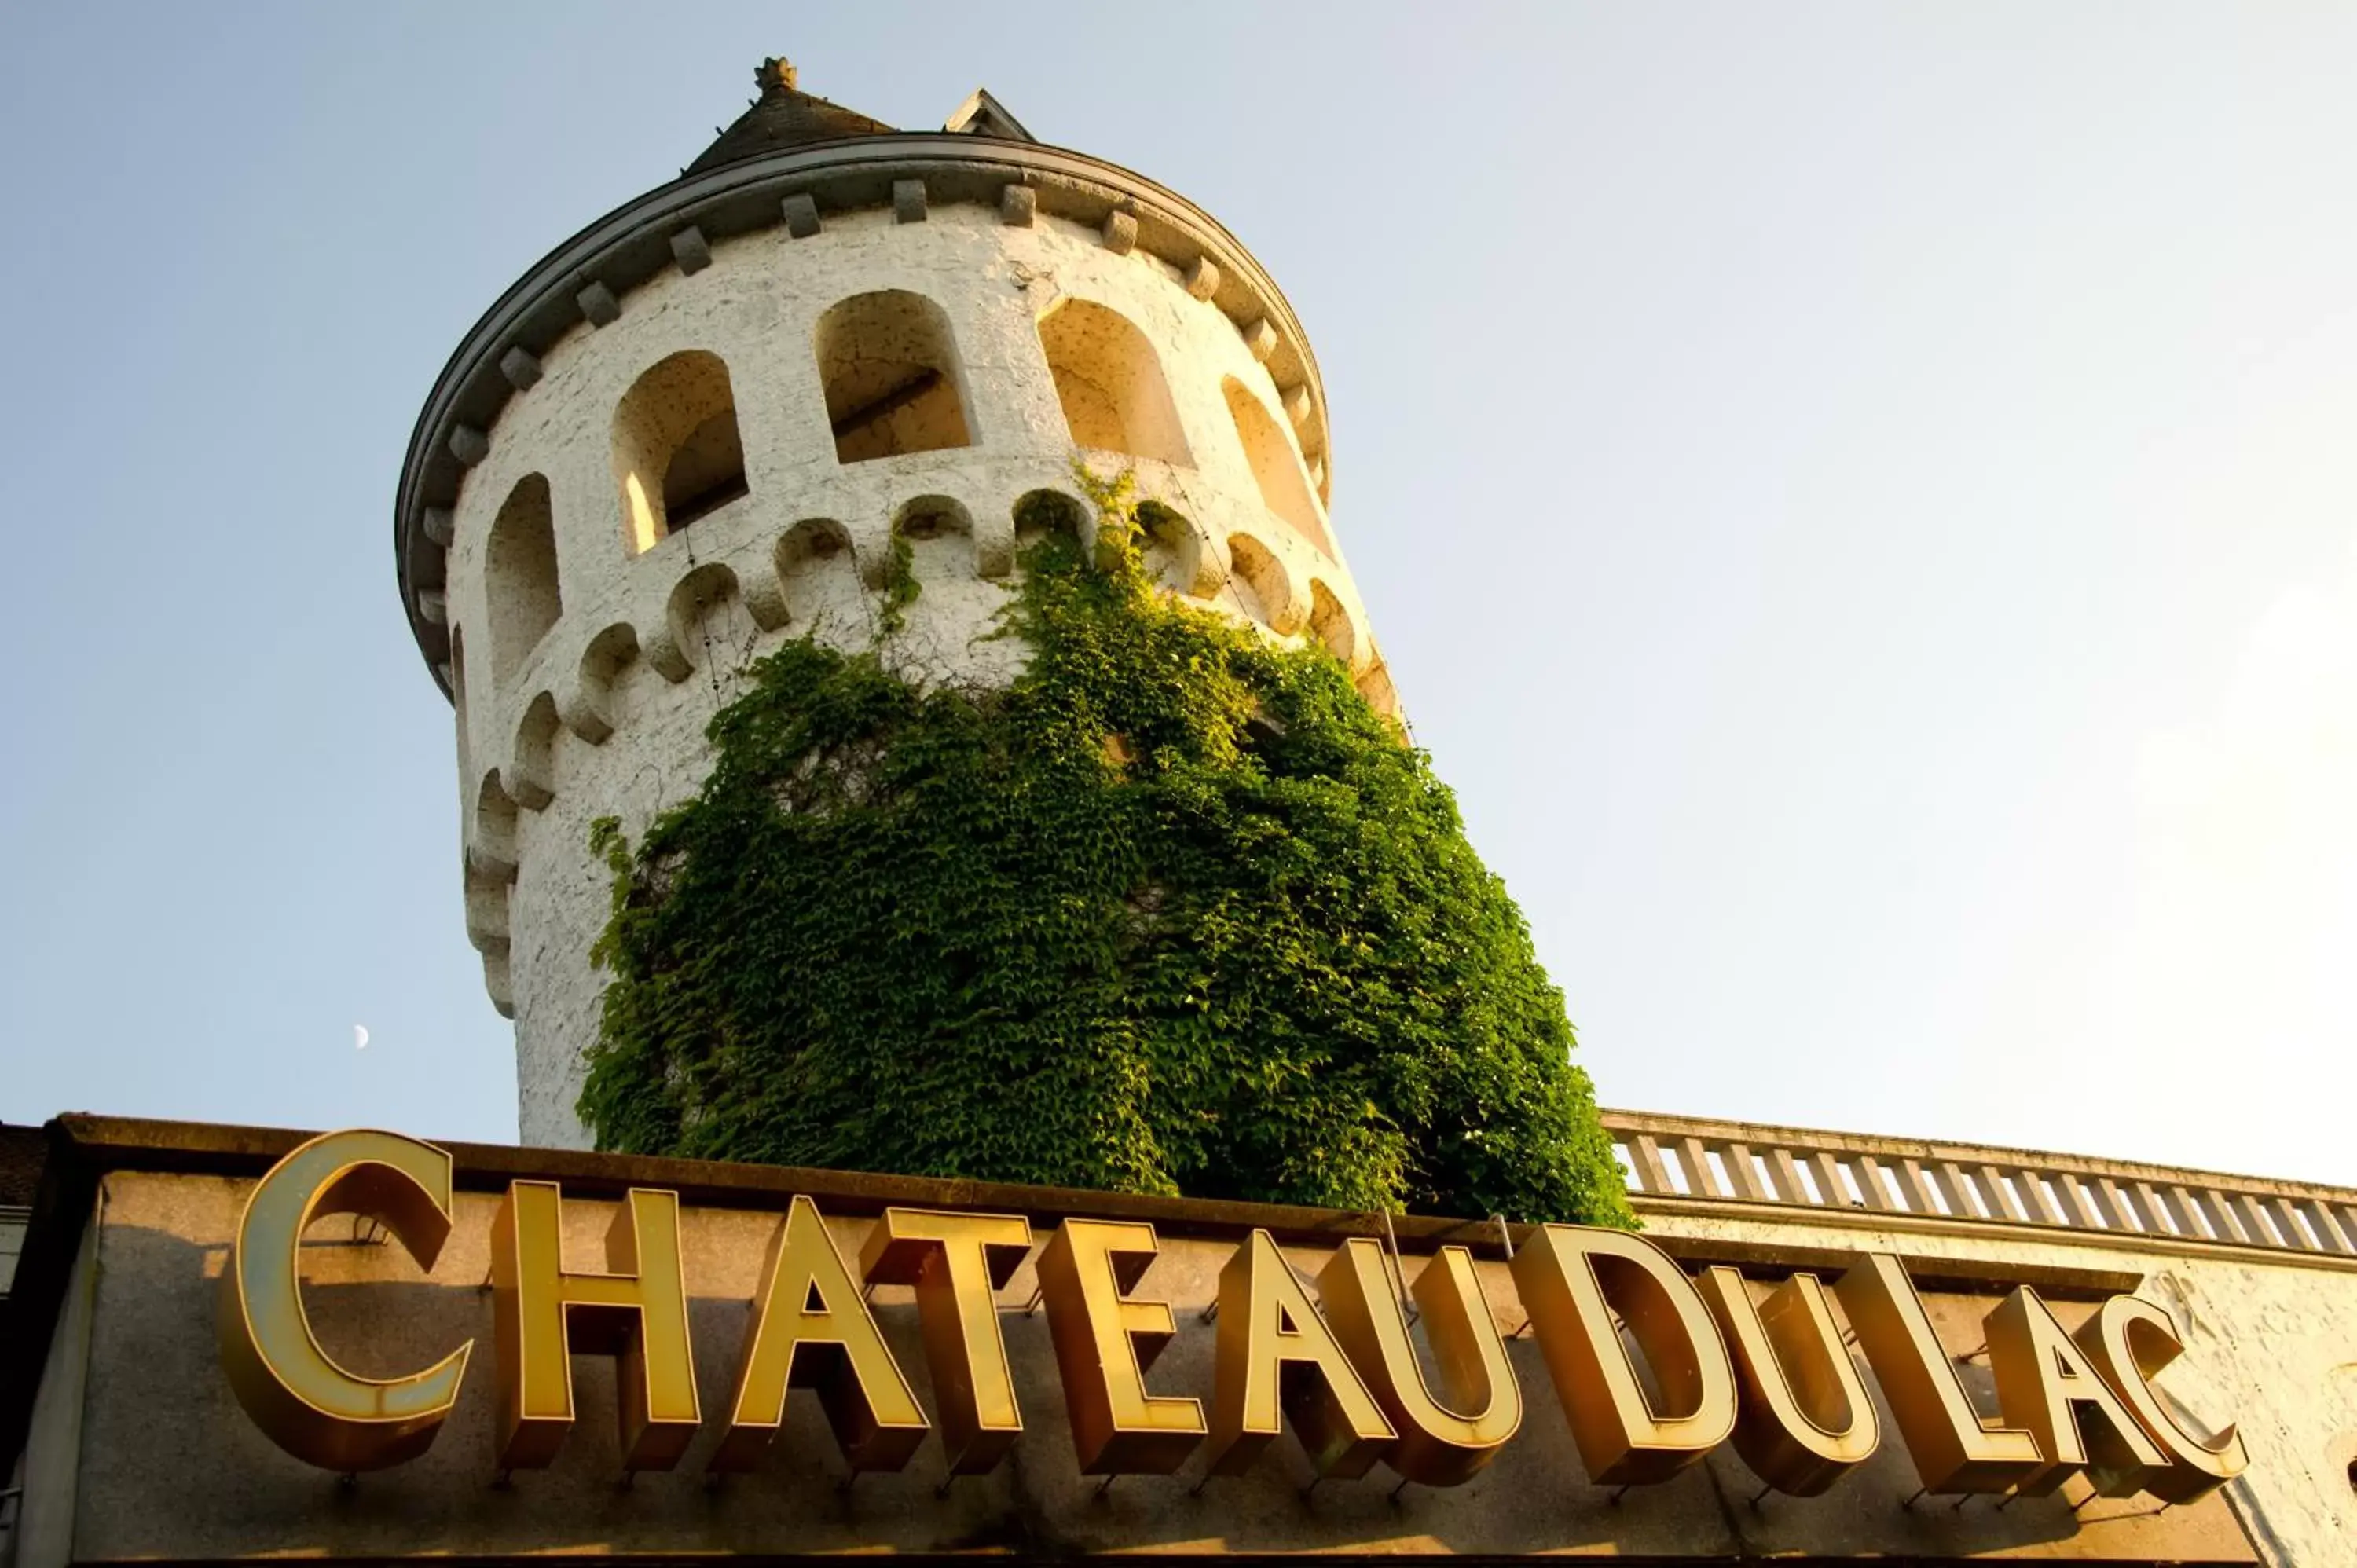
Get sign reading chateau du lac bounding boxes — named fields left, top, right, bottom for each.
left=173, top=1127, right=2262, bottom=1562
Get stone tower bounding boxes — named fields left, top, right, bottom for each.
left=394, top=64, right=1392, bottom=1147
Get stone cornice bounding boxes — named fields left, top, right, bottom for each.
left=394, top=134, right=1332, bottom=699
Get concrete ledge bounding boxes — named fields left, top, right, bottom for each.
left=9, top=1112, right=2180, bottom=1294
left=23, top=1112, right=1515, bottom=1248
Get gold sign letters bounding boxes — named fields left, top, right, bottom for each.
left=221, top=1131, right=2252, bottom=1511
left=1510, top=1225, right=1738, bottom=1484
left=1988, top=1284, right=2171, bottom=1498
left=1318, top=1240, right=1522, bottom=1485
left=1204, top=1229, right=1396, bottom=1480
left=218, top=1129, right=474, bottom=1471
left=2073, top=1293, right=2249, bottom=1503
left=1835, top=1251, right=2043, bottom=1494
left=1036, top=1218, right=1206, bottom=1473
left=718, top=1192, right=929, bottom=1472
left=857, top=1206, right=1032, bottom=1474
left=1696, top=1266, right=1879, bottom=1495
left=489, top=1180, right=702, bottom=1471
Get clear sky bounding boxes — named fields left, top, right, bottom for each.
left=3, top=4, right=2352, bottom=1186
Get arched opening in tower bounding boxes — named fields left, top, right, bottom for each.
left=1036, top=298, right=1192, bottom=467
left=815, top=290, right=973, bottom=463
left=1224, top=531, right=1301, bottom=634
left=612, top=350, right=748, bottom=555
left=1221, top=376, right=1332, bottom=559
left=1135, top=499, right=1197, bottom=593
left=486, top=473, right=563, bottom=682
left=1308, top=580, right=1358, bottom=669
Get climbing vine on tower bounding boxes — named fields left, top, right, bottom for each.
left=580, top=474, right=1633, bottom=1227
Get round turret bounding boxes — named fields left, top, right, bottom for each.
left=396, top=64, right=1392, bottom=1145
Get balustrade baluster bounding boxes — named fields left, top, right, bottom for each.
left=2011, top=1168, right=2066, bottom=1225
left=2297, top=1198, right=2352, bottom=1254
left=2054, top=1173, right=2104, bottom=1229
left=1853, top=1156, right=1901, bottom=1211
left=2093, top=1177, right=2143, bottom=1231
left=2172, top=1185, right=2220, bottom=1240
left=1628, top=1134, right=1674, bottom=1196
left=2265, top=1196, right=2316, bottom=1251
left=1893, top=1158, right=1940, bottom=1214
left=1808, top=1151, right=1853, bottom=1208
left=1718, top=1141, right=1766, bottom=1201
left=1676, top=1136, right=1720, bottom=1199
left=1978, top=1166, right=2028, bottom=1222
left=1933, top=1162, right=1979, bottom=1218
left=1766, top=1147, right=1811, bottom=1207
left=2187, top=1188, right=2243, bottom=1244
left=2228, top=1192, right=2280, bottom=1248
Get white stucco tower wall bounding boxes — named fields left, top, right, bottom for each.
left=394, top=73, right=1393, bottom=1147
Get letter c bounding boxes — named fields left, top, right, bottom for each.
left=217, top=1129, right=475, bottom=1471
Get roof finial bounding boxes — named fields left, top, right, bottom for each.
left=761, top=56, right=799, bottom=93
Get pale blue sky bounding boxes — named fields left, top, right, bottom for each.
left=4, top=4, right=2353, bottom=1185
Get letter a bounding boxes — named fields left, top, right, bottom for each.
left=716, top=1195, right=929, bottom=1472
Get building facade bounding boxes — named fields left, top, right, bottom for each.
left=2, top=1111, right=2355, bottom=1564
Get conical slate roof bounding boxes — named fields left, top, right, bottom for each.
left=687, top=58, right=897, bottom=175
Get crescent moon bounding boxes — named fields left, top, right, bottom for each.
left=354, top=1024, right=370, bottom=1051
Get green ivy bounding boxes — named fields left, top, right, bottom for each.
left=874, top=533, right=918, bottom=636
left=580, top=474, right=1633, bottom=1227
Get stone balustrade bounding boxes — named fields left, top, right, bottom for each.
left=1599, top=1108, right=2357, bottom=1259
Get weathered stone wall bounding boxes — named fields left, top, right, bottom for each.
left=436, top=199, right=1381, bottom=1146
